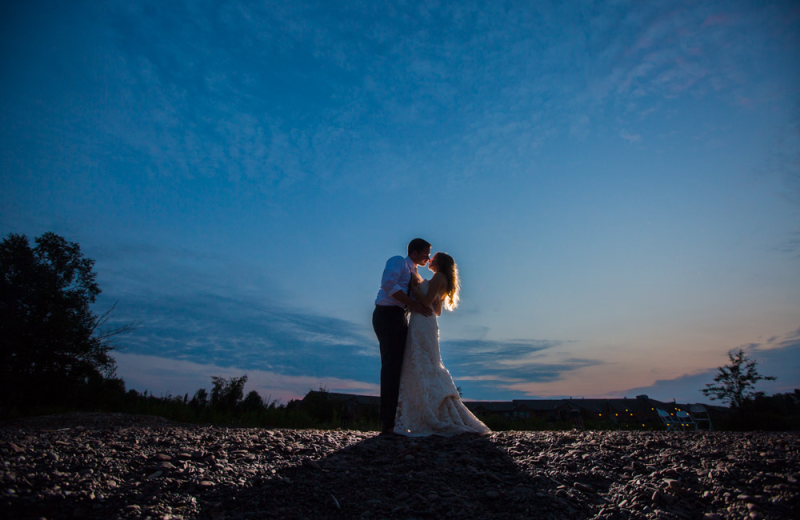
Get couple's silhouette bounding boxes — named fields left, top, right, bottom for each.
left=372, top=238, right=490, bottom=437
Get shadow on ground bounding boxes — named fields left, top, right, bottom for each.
left=196, top=432, right=581, bottom=519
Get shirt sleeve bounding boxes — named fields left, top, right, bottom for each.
left=381, top=256, right=407, bottom=297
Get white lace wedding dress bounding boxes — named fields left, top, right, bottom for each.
left=394, top=280, right=491, bottom=437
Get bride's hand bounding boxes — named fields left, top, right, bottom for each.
left=409, top=275, right=420, bottom=288
left=412, top=301, right=434, bottom=317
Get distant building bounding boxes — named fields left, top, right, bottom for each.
left=300, top=390, right=380, bottom=425
left=298, top=390, right=724, bottom=430
left=463, top=401, right=521, bottom=420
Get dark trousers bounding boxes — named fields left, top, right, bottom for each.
left=372, top=305, right=408, bottom=432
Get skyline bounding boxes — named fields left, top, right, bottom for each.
left=2, top=0, right=799, bottom=405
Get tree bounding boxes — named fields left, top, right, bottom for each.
left=190, top=388, right=209, bottom=410
left=0, top=232, right=132, bottom=412
left=241, top=390, right=266, bottom=413
left=210, top=375, right=248, bottom=411
left=702, top=349, right=776, bottom=408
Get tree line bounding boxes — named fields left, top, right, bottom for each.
left=97, top=375, right=357, bottom=429
left=1, top=232, right=797, bottom=430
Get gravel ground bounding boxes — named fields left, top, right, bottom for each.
left=1, top=413, right=798, bottom=519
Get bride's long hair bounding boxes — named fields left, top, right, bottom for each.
left=435, top=253, right=460, bottom=311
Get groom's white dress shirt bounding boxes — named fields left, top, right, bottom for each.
left=375, top=256, right=417, bottom=308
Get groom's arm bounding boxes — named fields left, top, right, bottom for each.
left=380, top=257, right=406, bottom=296
left=390, top=289, right=433, bottom=317
left=380, top=256, right=433, bottom=316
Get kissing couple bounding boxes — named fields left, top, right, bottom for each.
left=372, top=238, right=491, bottom=437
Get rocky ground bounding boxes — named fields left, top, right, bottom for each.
left=0, top=413, right=798, bottom=519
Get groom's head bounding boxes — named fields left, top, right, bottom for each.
left=408, top=238, right=432, bottom=266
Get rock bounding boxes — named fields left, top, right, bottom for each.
left=485, top=471, right=502, bottom=483
left=574, top=482, right=593, bottom=493
left=485, top=490, right=501, bottom=499
left=301, top=459, right=322, bottom=470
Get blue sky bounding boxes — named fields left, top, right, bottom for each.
left=2, top=0, right=799, bottom=404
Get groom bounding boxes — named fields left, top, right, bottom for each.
left=373, top=238, right=433, bottom=435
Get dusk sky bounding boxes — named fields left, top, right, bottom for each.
left=2, top=0, right=799, bottom=405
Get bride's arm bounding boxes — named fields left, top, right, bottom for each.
left=411, top=272, right=446, bottom=309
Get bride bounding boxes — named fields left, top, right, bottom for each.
left=394, top=252, right=491, bottom=437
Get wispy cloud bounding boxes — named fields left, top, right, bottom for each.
left=620, top=130, right=642, bottom=144
left=702, top=13, right=734, bottom=28
left=9, top=0, right=791, bottom=201
left=114, top=352, right=379, bottom=404
left=775, top=232, right=800, bottom=259
left=113, top=286, right=594, bottom=400
left=109, top=288, right=378, bottom=381
left=438, top=338, right=602, bottom=400
left=91, top=231, right=603, bottom=402
left=95, top=237, right=587, bottom=400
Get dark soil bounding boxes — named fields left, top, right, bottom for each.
left=1, top=413, right=798, bottom=519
